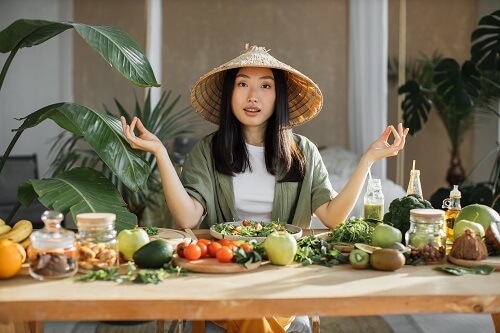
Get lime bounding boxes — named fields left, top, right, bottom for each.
left=133, top=239, right=174, bottom=268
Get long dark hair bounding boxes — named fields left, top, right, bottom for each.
left=212, top=68, right=305, bottom=182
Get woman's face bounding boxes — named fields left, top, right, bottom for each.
left=231, top=67, right=276, bottom=130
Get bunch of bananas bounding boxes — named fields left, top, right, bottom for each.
left=0, top=219, right=33, bottom=249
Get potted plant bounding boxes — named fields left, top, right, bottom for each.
left=0, top=19, right=160, bottom=231
left=49, top=89, right=200, bottom=223
left=392, top=10, right=500, bottom=209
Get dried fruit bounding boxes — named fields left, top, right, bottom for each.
left=450, top=229, right=488, bottom=261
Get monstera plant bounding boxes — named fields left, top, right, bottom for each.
left=396, top=10, right=500, bottom=188
left=0, top=19, right=160, bottom=231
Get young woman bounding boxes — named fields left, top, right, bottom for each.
left=121, top=45, right=408, bottom=333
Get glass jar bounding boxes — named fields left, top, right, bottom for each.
left=28, top=210, right=78, bottom=280
left=405, top=209, right=446, bottom=264
left=364, top=178, right=384, bottom=221
left=76, top=213, right=119, bottom=272
left=407, top=169, right=423, bottom=198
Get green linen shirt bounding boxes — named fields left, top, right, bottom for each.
left=177, top=133, right=336, bottom=229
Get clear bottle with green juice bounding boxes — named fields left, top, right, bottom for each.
left=364, top=178, right=384, bottom=221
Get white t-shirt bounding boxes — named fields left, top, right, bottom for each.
left=233, top=143, right=275, bottom=221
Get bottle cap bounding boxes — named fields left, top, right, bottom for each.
left=450, top=185, right=461, bottom=198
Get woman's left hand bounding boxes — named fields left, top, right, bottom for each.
left=364, top=123, right=409, bottom=164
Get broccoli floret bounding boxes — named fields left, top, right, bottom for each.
left=383, top=194, right=434, bottom=235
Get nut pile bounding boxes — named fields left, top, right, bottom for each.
left=409, top=243, right=445, bottom=264
left=78, top=242, right=118, bottom=271
left=28, top=249, right=78, bottom=277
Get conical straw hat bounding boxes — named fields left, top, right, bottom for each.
left=189, top=44, right=323, bottom=127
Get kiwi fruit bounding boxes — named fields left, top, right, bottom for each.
left=370, top=249, right=405, bottom=271
left=349, top=249, right=370, bottom=269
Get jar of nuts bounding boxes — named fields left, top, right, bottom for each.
left=76, top=213, right=119, bottom=272
left=28, top=210, right=78, bottom=280
left=405, top=209, right=446, bottom=264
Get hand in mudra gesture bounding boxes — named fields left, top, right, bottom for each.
left=121, top=116, right=164, bottom=156
left=365, top=123, right=409, bottom=164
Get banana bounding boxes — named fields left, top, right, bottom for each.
left=0, top=220, right=33, bottom=243
left=0, top=218, right=5, bottom=226
left=19, top=236, right=32, bottom=250
left=0, top=225, right=12, bottom=236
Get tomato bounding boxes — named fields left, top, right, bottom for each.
left=176, top=242, right=188, bottom=258
left=197, top=242, right=208, bottom=258
left=229, top=241, right=240, bottom=252
left=208, top=242, right=222, bottom=257
left=197, top=238, right=212, bottom=246
left=184, top=244, right=202, bottom=261
left=216, top=246, right=234, bottom=263
left=240, top=243, right=253, bottom=253
left=218, top=239, right=231, bottom=247
left=242, top=220, right=250, bottom=226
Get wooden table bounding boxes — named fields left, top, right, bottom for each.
left=1, top=229, right=499, bottom=332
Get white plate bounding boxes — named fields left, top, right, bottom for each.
left=209, top=221, right=302, bottom=242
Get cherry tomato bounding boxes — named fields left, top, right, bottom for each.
left=229, top=241, right=240, bottom=252
left=184, top=244, right=202, bottom=261
left=208, top=241, right=222, bottom=258
left=176, top=242, right=188, bottom=258
left=242, top=220, right=250, bottom=226
left=240, top=243, right=253, bottom=253
left=218, top=239, right=231, bottom=247
left=197, top=238, right=212, bottom=246
left=197, top=241, right=208, bottom=257
left=216, top=246, right=234, bottom=263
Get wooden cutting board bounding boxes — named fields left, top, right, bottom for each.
left=150, top=228, right=191, bottom=246
left=447, top=255, right=500, bottom=270
left=172, top=255, right=264, bottom=274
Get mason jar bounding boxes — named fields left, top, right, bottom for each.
left=76, top=213, right=119, bottom=272
left=405, top=209, right=446, bottom=264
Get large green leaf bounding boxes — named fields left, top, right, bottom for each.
left=433, top=59, right=481, bottom=110
left=13, top=102, right=149, bottom=191
left=25, top=168, right=137, bottom=231
left=398, top=80, right=432, bottom=135
left=471, top=10, right=500, bottom=71
left=0, top=19, right=159, bottom=88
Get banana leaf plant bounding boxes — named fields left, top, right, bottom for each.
left=49, top=89, right=199, bottom=223
left=0, top=19, right=160, bottom=231
left=395, top=10, right=500, bottom=188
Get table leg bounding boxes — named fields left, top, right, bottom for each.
left=0, top=321, right=43, bottom=333
left=493, top=313, right=500, bottom=333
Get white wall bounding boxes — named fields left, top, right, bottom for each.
left=0, top=0, right=73, bottom=178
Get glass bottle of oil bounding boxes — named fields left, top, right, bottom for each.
left=442, top=185, right=461, bottom=252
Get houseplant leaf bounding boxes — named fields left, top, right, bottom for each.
left=5, top=102, right=149, bottom=192
left=24, top=168, right=137, bottom=231
left=0, top=19, right=159, bottom=91
left=398, top=80, right=432, bottom=135
left=433, top=59, right=481, bottom=110
left=471, top=10, right=500, bottom=71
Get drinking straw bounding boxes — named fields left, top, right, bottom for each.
left=412, top=160, right=416, bottom=171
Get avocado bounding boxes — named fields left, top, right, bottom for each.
left=133, top=239, right=174, bottom=268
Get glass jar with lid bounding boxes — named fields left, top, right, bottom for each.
left=28, top=210, right=78, bottom=280
left=76, top=213, right=119, bottom=272
left=405, top=208, right=446, bottom=264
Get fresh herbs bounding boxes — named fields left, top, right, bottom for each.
left=142, top=226, right=160, bottom=236
left=433, top=265, right=495, bottom=276
left=295, top=236, right=349, bottom=267
left=233, top=241, right=264, bottom=268
left=327, top=218, right=377, bottom=244
left=75, top=262, right=186, bottom=284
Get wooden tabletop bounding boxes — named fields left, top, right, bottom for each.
left=1, top=229, right=499, bottom=323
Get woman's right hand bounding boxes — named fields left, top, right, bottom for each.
left=121, top=116, right=164, bottom=155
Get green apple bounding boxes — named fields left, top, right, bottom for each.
left=263, top=231, right=297, bottom=266
left=371, top=223, right=402, bottom=248
left=454, top=219, right=485, bottom=240
left=117, top=226, right=150, bottom=261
